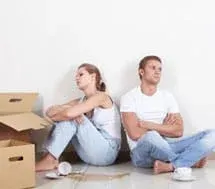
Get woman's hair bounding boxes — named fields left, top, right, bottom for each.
left=78, top=63, right=106, bottom=91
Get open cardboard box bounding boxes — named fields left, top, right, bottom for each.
left=0, top=140, right=35, bottom=189
left=0, top=93, right=51, bottom=141
left=0, top=93, right=51, bottom=188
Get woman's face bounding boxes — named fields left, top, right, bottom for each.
left=75, top=67, right=96, bottom=90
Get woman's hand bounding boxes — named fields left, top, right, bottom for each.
left=46, top=105, right=62, bottom=117
left=46, top=105, right=71, bottom=117
left=74, top=115, right=84, bottom=124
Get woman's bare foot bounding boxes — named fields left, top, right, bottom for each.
left=193, top=157, right=207, bottom=168
left=153, top=160, right=174, bottom=174
left=36, top=153, right=59, bottom=172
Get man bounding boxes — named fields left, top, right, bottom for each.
left=120, top=55, right=215, bottom=175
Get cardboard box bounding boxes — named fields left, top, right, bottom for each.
left=0, top=140, right=35, bottom=189
left=0, top=124, right=30, bottom=142
left=0, top=93, right=50, bottom=141
left=0, top=93, right=51, bottom=188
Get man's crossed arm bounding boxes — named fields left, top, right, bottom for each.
left=121, top=112, right=183, bottom=141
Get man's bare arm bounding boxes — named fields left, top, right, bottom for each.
left=139, top=113, right=183, bottom=137
left=121, top=112, right=148, bottom=141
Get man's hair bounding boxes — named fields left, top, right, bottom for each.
left=138, top=55, right=162, bottom=79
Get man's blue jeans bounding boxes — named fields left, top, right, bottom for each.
left=131, top=130, right=215, bottom=168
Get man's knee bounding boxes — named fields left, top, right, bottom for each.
left=142, top=131, right=161, bottom=141
left=138, top=131, right=166, bottom=148
left=204, top=129, right=215, bottom=134
left=203, top=129, right=215, bottom=141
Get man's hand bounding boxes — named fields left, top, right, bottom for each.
left=163, top=113, right=182, bottom=125
left=137, top=113, right=183, bottom=138
left=163, top=113, right=176, bottom=125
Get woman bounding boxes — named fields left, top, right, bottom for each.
left=36, top=63, right=121, bottom=171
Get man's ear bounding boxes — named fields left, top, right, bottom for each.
left=139, top=68, right=144, bottom=77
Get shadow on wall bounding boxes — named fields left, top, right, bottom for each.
left=31, top=94, right=49, bottom=152
left=53, top=66, right=83, bottom=103
left=177, top=100, right=198, bottom=136
left=115, top=62, right=139, bottom=104
left=160, top=59, right=197, bottom=135
left=115, top=63, right=139, bottom=156
left=31, top=66, right=82, bottom=152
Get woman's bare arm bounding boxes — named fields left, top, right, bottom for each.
left=46, top=98, right=80, bottom=117
left=49, top=93, right=108, bottom=121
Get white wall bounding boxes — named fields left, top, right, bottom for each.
left=1, top=0, right=215, bottom=149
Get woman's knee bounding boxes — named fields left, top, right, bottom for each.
left=53, top=120, right=77, bottom=134
left=55, top=120, right=76, bottom=128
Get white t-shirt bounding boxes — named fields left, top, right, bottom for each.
left=120, top=86, right=179, bottom=150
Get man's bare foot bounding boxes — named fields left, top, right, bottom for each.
left=193, top=157, right=207, bottom=168
left=36, top=153, right=59, bottom=172
left=153, top=160, right=174, bottom=174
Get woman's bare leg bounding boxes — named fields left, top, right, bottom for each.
left=36, top=153, right=59, bottom=172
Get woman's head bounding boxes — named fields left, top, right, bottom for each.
left=76, top=63, right=106, bottom=91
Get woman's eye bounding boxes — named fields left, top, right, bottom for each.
left=80, top=73, right=83, bottom=76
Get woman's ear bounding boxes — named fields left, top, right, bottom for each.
left=91, top=73, right=96, bottom=81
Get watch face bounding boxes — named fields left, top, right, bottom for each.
left=58, top=161, right=72, bottom=176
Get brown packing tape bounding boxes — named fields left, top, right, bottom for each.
left=68, top=172, right=130, bottom=181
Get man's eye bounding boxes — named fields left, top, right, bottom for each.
left=80, top=73, right=83, bottom=76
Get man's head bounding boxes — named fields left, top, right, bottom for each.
left=138, top=55, right=162, bottom=85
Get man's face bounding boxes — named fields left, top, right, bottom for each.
left=139, top=60, right=162, bottom=85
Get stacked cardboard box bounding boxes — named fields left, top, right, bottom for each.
left=0, top=93, right=50, bottom=188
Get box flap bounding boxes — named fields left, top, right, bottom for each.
left=0, top=93, right=38, bottom=115
left=0, top=126, right=31, bottom=142
left=0, top=113, right=51, bottom=131
left=0, top=140, right=29, bottom=148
